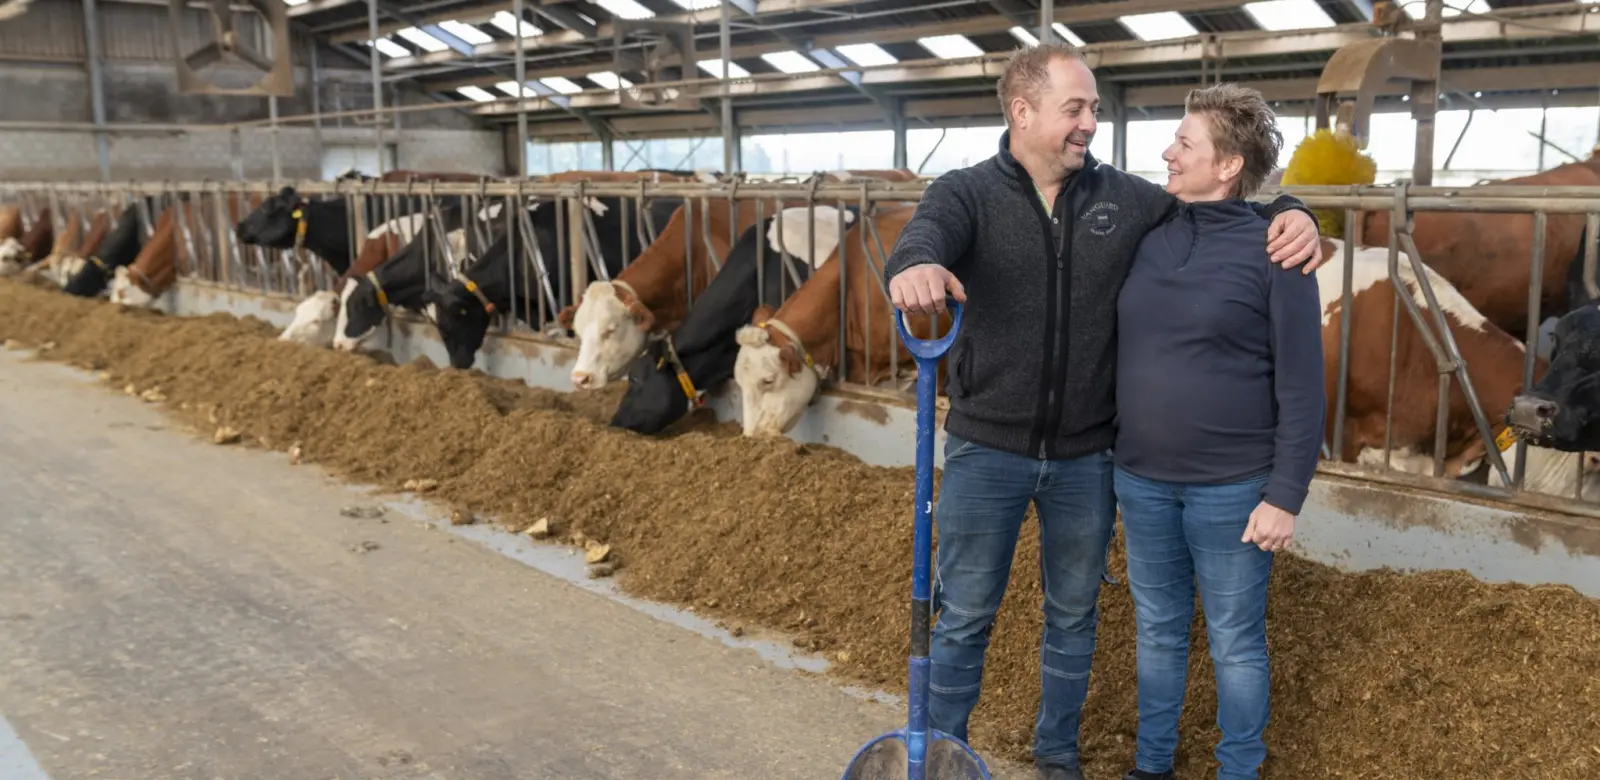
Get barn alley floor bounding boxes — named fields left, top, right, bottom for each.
left=0, top=348, right=1029, bottom=780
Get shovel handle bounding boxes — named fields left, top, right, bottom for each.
left=895, top=302, right=962, bottom=365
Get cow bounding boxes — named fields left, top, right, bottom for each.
left=1356, top=151, right=1600, bottom=337
left=235, top=173, right=486, bottom=275
left=63, top=202, right=156, bottom=298
left=335, top=202, right=478, bottom=352
left=535, top=169, right=719, bottom=184
left=608, top=206, right=853, bottom=434
left=108, top=195, right=259, bottom=308
left=732, top=205, right=952, bottom=437
left=561, top=169, right=913, bottom=390
left=15, top=206, right=86, bottom=285
left=1506, top=304, right=1600, bottom=457
left=427, top=193, right=681, bottom=369
left=0, top=205, right=23, bottom=273
left=278, top=208, right=484, bottom=349
left=1316, top=237, right=1599, bottom=499
left=0, top=207, right=52, bottom=277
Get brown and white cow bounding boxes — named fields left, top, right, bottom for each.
left=1317, top=237, right=1599, bottom=499
left=732, top=205, right=950, bottom=437
left=559, top=169, right=919, bottom=390
left=1359, top=151, right=1600, bottom=337
left=110, top=195, right=259, bottom=308
left=0, top=207, right=52, bottom=277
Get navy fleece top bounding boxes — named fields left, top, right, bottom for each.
left=1113, top=198, right=1326, bottom=515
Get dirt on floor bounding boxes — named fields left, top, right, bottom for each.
left=2, top=279, right=1598, bottom=780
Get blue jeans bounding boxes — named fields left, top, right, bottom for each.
left=928, top=433, right=1117, bottom=768
left=1112, top=466, right=1275, bottom=780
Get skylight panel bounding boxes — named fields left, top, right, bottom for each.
left=457, top=86, right=498, bottom=102
left=1402, top=0, right=1488, bottom=18
left=437, top=20, right=492, bottom=45
left=1244, top=0, right=1335, bottom=30
left=1118, top=11, right=1198, bottom=41
left=698, top=59, right=750, bottom=78
left=282, top=0, right=307, bottom=6
left=593, top=0, right=654, bottom=20
left=489, top=10, right=540, bottom=37
left=1009, top=26, right=1039, bottom=46
left=917, top=34, right=984, bottom=59
left=835, top=43, right=897, bottom=67
left=395, top=27, right=449, bottom=53
left=586, top=71, right=635, bottom=90
left=761, top=50, right=821, bottom=74
left=1051, top=23, right=1085, bottom=46
left=495, top=80, right=536, bottom=98
left=367, top=38, right=410, bottom=58
left=667, top=0, right=718, bottom=8
left=540, top=77, right=584, bottom=94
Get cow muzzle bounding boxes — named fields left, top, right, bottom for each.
left=1508, top=394, right=1559, bottom=435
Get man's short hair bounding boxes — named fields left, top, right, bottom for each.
left=1184, top=83, right=1283, bottom=198
left=996, top=43, right=1085, bottom=128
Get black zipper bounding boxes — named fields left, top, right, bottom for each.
left=1024, top=170, right=1083, bottom=460
left=1027, top=181, right=1061, bottom=460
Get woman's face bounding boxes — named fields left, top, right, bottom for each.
left=1161, top=112, right=1238, bottom=201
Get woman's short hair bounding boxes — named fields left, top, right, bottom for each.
left=1184, top=83, right=1283, bottom=198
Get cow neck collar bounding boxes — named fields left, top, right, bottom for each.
left=655, top=333, right=705, bottom=410
left=454, top=270, right=496, bottom=314
left=760, top=318, right=824, bottom=379
left=364, top=270, right=389, bottom=309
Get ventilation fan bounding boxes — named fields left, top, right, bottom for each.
left=170, top=0, right=294, bottom=96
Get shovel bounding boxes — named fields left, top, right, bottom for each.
left=841, top=301, right=990, bottom=780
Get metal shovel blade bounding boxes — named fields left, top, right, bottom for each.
left=840, top=728, right=992, bottom=780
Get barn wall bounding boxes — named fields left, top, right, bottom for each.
left=0, top=56, right=506, bottom=180
left=143, top=281, right=1600, bottom=601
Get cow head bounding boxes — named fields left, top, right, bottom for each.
left=733, top=308, right=820, bottom=437
left=1508, top=304, right=1600, bottom=451
left=63, top=259, right=110, bottom=298
left=567, top=281, right=656, bottom=390
left=0, top=237, right=25, bottom=276
left=337, top=276, right=387, bottom=351
left=427, top=283, right=494, bottom=370
left=610, top=336, right=739, bottom=435
left=279, top=290, right=341, bottom=347
left=235, top=186, right=304, bottom=248
left=109, top=265, right=155, bottom=308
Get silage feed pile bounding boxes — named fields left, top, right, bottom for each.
left=2, top=279, right=1597, bottom=780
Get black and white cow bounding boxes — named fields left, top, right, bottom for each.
left=62, top=200, right=154, bottom=298
left=235, top=185, right=452, bottom=276
left=609, top=205, right=853, bottom=434
left=427, top=195, right=682, bottom=370
left=334, top=201, right=488, bottom=351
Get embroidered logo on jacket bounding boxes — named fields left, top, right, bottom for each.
left=1083, top=201, right=1119, bottom=237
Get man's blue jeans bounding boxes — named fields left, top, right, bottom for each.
left=1112, top=466, right=1276, bottom=780
left=928, top=433, right=1117, bottom=768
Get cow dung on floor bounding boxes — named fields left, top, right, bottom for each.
left=1, top=277, right=1598, bottom=780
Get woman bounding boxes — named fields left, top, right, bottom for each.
left=1111, top=83, right=1326, bottom=780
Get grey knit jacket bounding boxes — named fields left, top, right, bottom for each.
left=883, top=131, right=1313, bottom=460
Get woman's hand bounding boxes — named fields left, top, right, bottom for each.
left=1266, top=209, right=1322, bottom=271
left=1243, top=501, right=1296, bottom=552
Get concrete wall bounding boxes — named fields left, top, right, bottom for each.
left=0, top=61, right=508, bottom=181
left=145, top=280, right=1600, bottom=600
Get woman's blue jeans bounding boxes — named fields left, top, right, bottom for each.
left=1112, top=466, right=1275, bottom=780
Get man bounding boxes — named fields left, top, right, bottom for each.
left=882, top=43, right=1323, bottom=780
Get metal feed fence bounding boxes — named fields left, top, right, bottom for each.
left=4, top=178, right=1599, bottom=516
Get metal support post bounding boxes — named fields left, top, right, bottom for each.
left=310, top=44, right=325, bottom=164
left=368, top=0, right=385, bottom=175
left=81, top=0, right=110, bottom=181
left=720, top=0, right=735, bottom=174
left=1111, top=83, right=1128, bottom=171
left=269, top=96, right=282, bottom=184
left=601, top=131, right=615, bottom=171
left=1039, top=0, right=1052, bottom=43
left=230, top=128, right=244, bottom=180
left=512, top=0, right=529, bottom=176
left=891, top=103, right=908, bottom=170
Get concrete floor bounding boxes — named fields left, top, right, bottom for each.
left=0, top=349, right=1027, bottom=780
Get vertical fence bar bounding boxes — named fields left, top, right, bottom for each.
left=1332, top=209, right=1355, bottom=460
left=1515, top=210, right=1548, bottom=489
